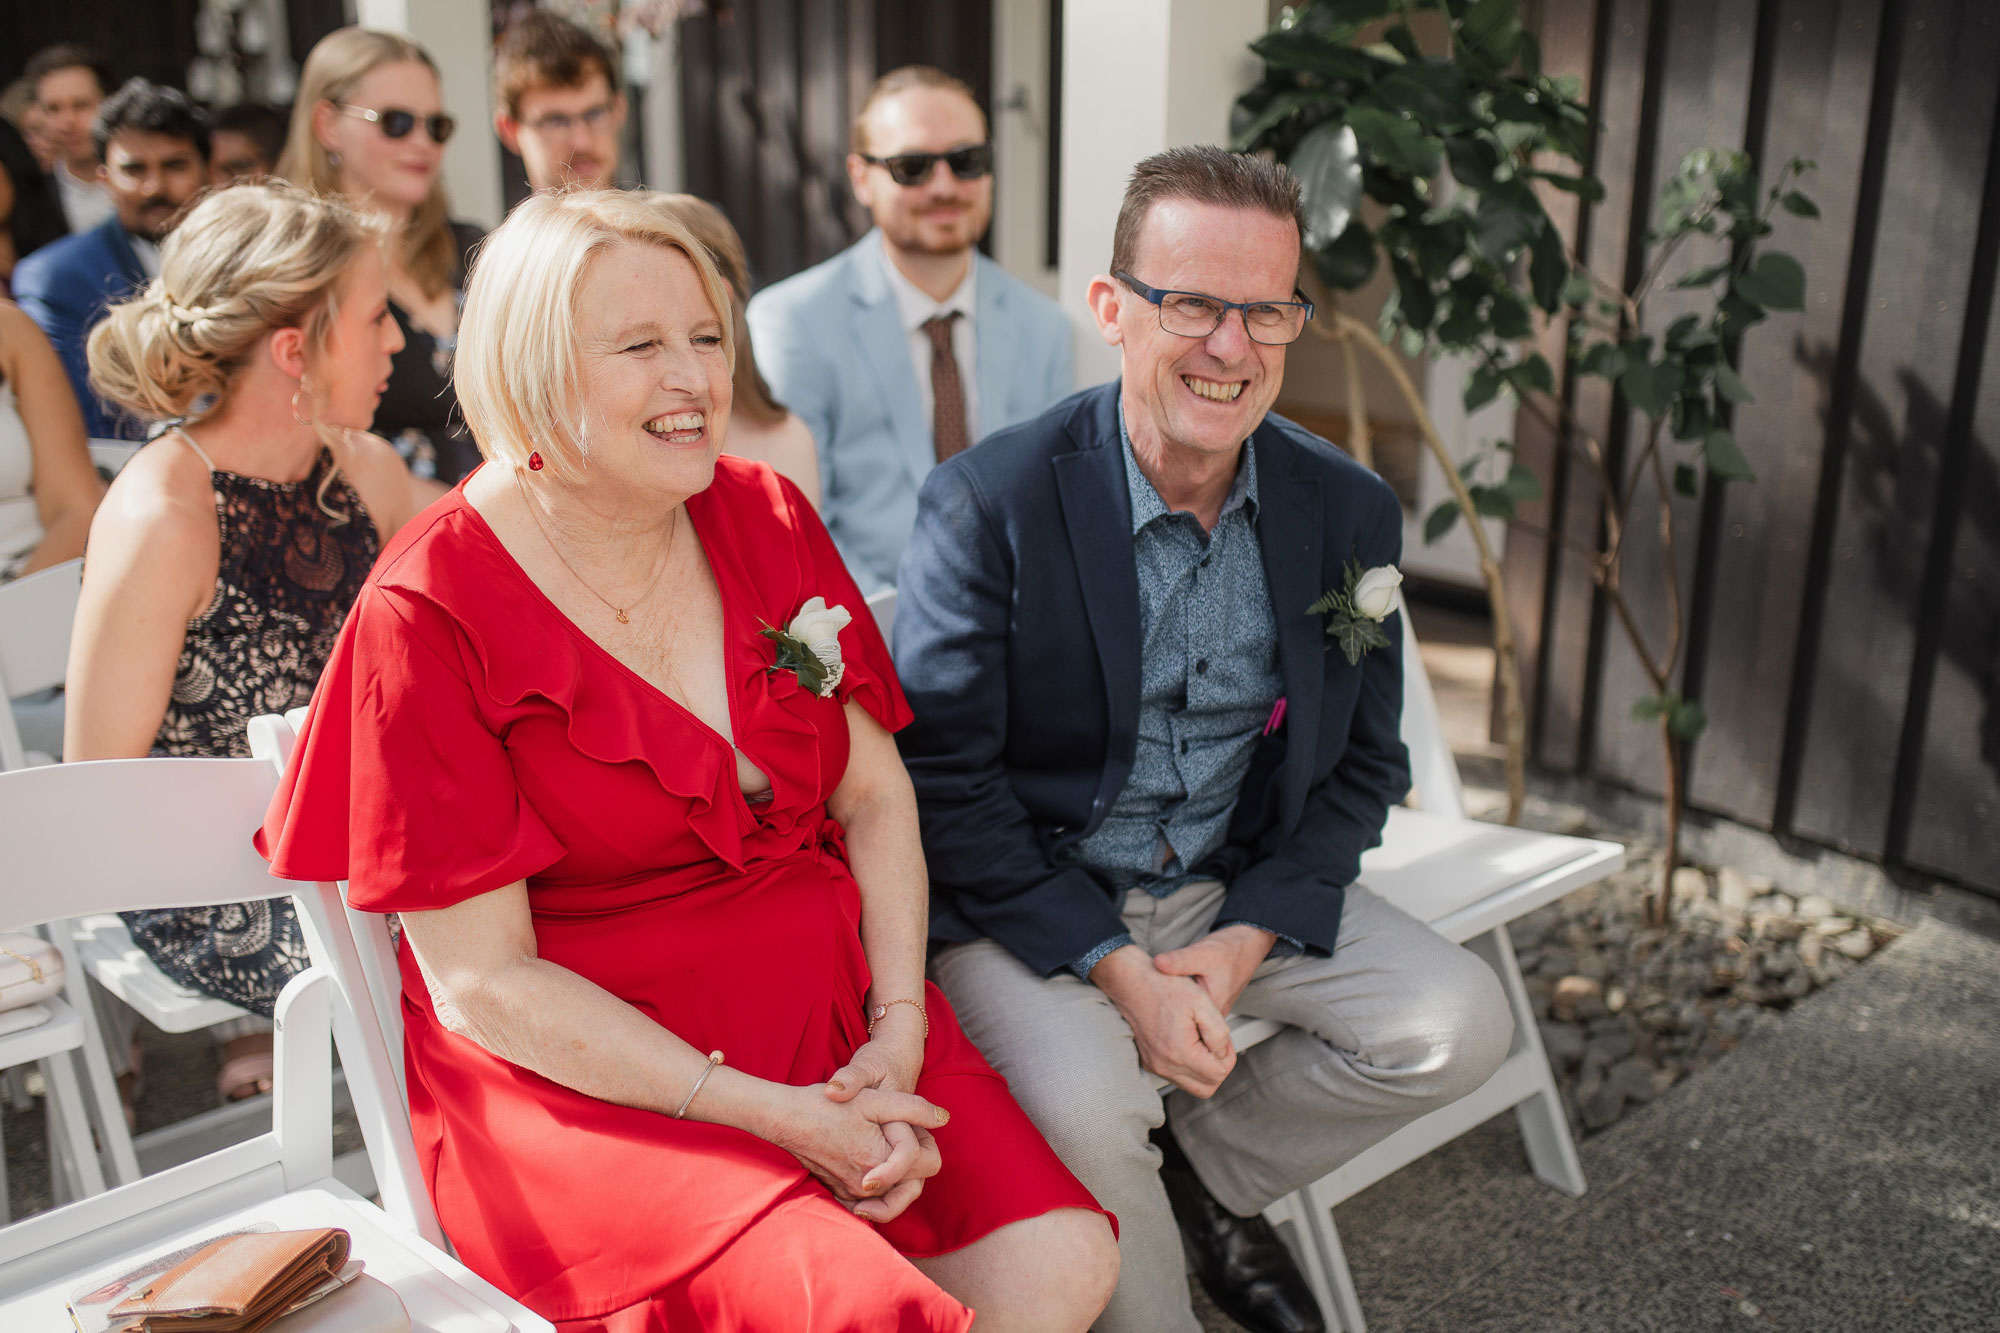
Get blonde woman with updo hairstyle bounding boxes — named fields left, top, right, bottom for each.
left=279, top=26, right=484, bottom=486
left=258, top=188, right=1118, bottom=1332
left=645, top=192, right=821, bottom=507
left=66, top=180, right=430, bottom=1102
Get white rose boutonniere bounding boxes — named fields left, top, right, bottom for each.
left=761, top=596, right=852, bottom=698
left=1308, top=557, right=1403, bottom=665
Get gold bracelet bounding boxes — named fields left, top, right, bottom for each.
left=867, top=998, right=928, bottom=1038
left=673, top=1050, right=724, bottom=1119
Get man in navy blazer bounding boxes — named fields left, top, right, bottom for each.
left=747, top=66, right=1072, bottom=592
left=13, top=80, right=209, bottom=440
left=897, top=148, right=1513, bottom=1333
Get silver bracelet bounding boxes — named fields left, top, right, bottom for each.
left=673, top=1050, right=725, bottom=1119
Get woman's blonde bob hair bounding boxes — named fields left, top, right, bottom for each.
left=277, top=27, right=458, bottom=299
left=641, top=193, right=787, bottom=427
left=455, top=189, right=736, bottom=484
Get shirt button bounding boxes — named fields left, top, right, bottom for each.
left=1196, top=659, right=1209, bottom=675
left=1200, top=556, right=1211, bottom=569
left=1180, top=739, right=1190, bottom=755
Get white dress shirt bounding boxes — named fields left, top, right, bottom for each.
left=130, top=236, right=161, bottom=279
left=881, top=235, right=979, bottom=437
left=53, top=163, right=114, bottom=233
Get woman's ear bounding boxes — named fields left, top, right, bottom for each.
left=310, top=99, right=340, bottom=154
left=267, top=325, right=308, bottom=381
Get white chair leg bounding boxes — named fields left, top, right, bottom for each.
left=0, top=1101, right=11, bottom=1224
left=71, top=998, right=140, bottom=1185
left=1264, top=1190, right=1337, bottom=1322
left=1466, top=926, right=1587, bottom=1197
left=1292, top=1185, right=1367, bottom=1333
left=42, top=1052, right=108, bottom=1200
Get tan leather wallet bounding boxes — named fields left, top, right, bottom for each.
left=109, top=1228, right=352, bottom=1332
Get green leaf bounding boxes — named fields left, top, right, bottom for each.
left=1577, top=341, right=1625, bottom=379
left=1408, top=215, right=1468, bottom=282
left=1530, top=221, right=1568, bottom=312
left=760, top=627, right=829, bottom=695
left=1489, top=287, right=1533, bottom=340
left=1445, top=134, right=1502, bottom=191
left=1561, top=271, right=1594, bottom=307
left=1713, top=361, right=1755, bottom=405
left=1231, top=89, right=1322, bottom=150
left=1312, top=218, right=1379, bottom=289
left=1502, top=461, right=1544, bottom=502
left=1702, top=428, right=1756, bottom=481
left=1474, top=192, right=1539, bottom=266
left=1672, top=394, right=1711, bottom=441
left=1348, top=102, right=1443, bottom=177
left=1669, top=698, right=1709, bottom=741
left=1733, top=251, right=1807, bottom=311
left=1620, top=353, right=1684, bottom=418
left=1464, top=364, right=1503, bottom=412
left=1291, top=121, right=1365, bottom=251
left=1249, top=31, right=1379, bottom=84
left=1674, top=261, right=1731, bottom=289
left=1779, top=190, right=1820, bottom=219
left=1373, top=62, right=1475, bottom=133
left=1392, top=255, right=1437, bottom=331
left=1424, top=500, right=1462, bottom=543
left=1460, top=0, right=1524, bottom=64
left=1673, top=462, right=1700, bottom=497
left=1631, top=693, right=1674, bottom=722
left=1536, top=172, right=1607, bottom=203
left=1514, top=352, right=1556, bottom=394
left=1471, top=485, right=1517, bottom=520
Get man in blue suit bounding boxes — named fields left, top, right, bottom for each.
left=896, top=147, right=1513, bottom=1333
left=746, top=66, right=1072, bottom=591
left=14, top=80, right=209, bottom=441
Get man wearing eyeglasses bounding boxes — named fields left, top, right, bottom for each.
left=895, top=146, right=1513, bottom=1333
left=492, top=12, right=626, bottom=193
left=746, top=65, right=1072, bottom=591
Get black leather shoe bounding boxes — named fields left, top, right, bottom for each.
left=1160, top=1162, right=1325, bottom=1333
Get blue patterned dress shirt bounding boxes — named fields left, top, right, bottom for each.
left=1066, top=409, right=1299, bottom=978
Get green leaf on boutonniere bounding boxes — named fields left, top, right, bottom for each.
left=1309, top=553, right=1397, bottom=665
left=760, top=625, right=829, bottom=696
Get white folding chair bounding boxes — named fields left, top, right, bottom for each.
left=0, top=557, right=82, bottom=771
left=86, top=439, right=142, bottom=479
left=0, top=750, right=550, bottom=1329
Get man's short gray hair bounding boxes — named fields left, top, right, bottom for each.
left=1110, top=146, right=1304, bottom=275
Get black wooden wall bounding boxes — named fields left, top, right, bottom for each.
left=1506, top=0, right=2000, bottom=897
left=676, top=0, right=993, bottom=291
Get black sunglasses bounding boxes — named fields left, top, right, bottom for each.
left=860, top=143, right=993, bottom=187
left=339, top=104, right=457, bottom=145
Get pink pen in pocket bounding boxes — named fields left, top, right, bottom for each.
left=1262, top=696, right=1288, bottom=737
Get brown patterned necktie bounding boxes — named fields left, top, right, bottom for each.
left=923, top=312, right=970, bottom=461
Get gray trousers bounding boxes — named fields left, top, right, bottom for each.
left=930, top=880, right=1514, bottom=1333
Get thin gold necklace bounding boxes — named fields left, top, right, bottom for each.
left=516, top=475, right=678, bottom=626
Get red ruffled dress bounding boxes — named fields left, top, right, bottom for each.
left=257, top=460, right=1109, bottom=1332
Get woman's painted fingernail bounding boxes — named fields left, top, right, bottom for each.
left=934, top=1106, right=950, bottom=1125
left=828, top=1079, right=846, bottom=1094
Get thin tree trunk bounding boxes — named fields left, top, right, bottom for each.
left=1336, top=312, right=1527, bottom=825
left=1339, top=328, right=1374, bottom=470
left=1654, top=716, right=1683, bottom=926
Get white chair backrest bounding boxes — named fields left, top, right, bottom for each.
left=0, top=745, right=440, bottom=1283
left=87, top=439, right=142, bottom=477
left=1395, top=593, right=1468, bottom=819
left=0, top=558, right=83, bottom=770
left=865, top=585, right=897, bottom=649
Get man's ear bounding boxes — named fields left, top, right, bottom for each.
left=1086, top=274, right=1125, bottom=348
left=845, top=153, right=875, bottom=209
left=494, top=110, right=522, bottom=156
left=266, top=325, right=308, bottom=381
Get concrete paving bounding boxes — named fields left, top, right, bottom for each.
left=1202, top=909, right=2000, bottom=1333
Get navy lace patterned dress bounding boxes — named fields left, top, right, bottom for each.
left=121, top=434, right=379, bottom=1015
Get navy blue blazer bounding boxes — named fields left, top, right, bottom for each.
left=12, top=216, right=147, bottom=440
left=895, top=381, right=1413, bottom=977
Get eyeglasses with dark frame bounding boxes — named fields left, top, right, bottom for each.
left=859, top=143, right=994, bottom=187
left=1113, top=270, right=1315, bottom=346
left=339, top=104, right=457, bottom=145
left=521, top=101, right=618, bottom=137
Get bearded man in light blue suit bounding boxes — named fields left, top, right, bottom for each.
left=746, top=66, right=1073, bottom=592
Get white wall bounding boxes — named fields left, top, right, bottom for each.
left=989, top=0, right=1057, bottom=296
left=354, top=0, right=503, bottom=227
left=1057, top=0, right=1267, bottom=388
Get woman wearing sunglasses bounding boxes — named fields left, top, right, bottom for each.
left=279, top=27, right=483, bottom=487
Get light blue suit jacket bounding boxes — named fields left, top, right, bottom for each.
left=746, top=231, right=1074, bottom=591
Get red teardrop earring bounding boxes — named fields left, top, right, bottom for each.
left=527, top=451, right=544, bottom=472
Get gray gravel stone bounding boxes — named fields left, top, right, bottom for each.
left=1538, top=1021, right=1586, bottom=1068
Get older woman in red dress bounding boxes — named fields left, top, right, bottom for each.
left=257, top=190, right=1118, bottom=1331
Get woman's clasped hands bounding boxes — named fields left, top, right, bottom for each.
left=775, top=1003, right=943, bottom=1224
